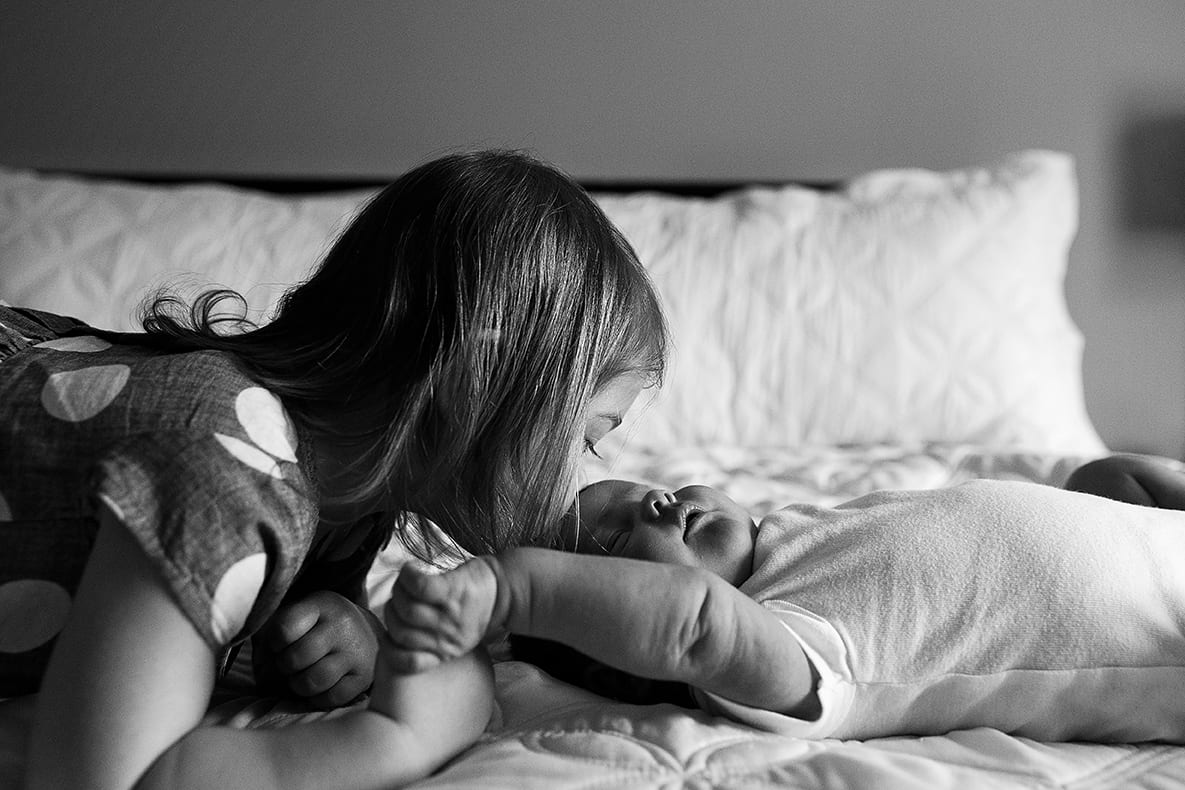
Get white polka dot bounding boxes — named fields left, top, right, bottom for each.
left=235, top=387, right=298, bottom=463
left=0, top=579, right=72, bottom=653
left=0, top=491, right=10, bottom=521
left=34, top=336, right=112, bottom=353
left=41, top=365, right=131, bottom=422
left=210, top=553, right=267, bottom=644
left=215, top=433, right=283, bottom=479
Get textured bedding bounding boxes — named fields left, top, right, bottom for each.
left=8, top=448, right=1177, bottom=788
left=217, top=447, right=1185, bottom=788
left=4, top=154, right=1183, bottom=788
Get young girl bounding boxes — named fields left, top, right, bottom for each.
left=384, top=455, right=1185, bottom=745
left=1, top=149, right=667, bottom=789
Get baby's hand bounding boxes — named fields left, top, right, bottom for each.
left=381, top=558, right=499, bottom=673
left=265, top=590, right=379, bottom=708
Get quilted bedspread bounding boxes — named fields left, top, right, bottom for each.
left=214, top=446, right=1185, bottom=788
left=2, top=448, right=1182, bottom=787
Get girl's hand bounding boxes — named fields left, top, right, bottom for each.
left=381, top=559, right=499, bottom=673
left=265, top=590, right=379, bottom=708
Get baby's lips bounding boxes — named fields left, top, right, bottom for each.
left=652, top=498, right=703, bottom=534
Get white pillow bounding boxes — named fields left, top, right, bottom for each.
left=0, top=168, right=374, bottom=330
left=0, top=153, right=1103, bottom=455
left=594, top=150, right=1105, bottom=455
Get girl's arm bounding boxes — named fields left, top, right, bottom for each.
left=27, top=506, right=491, bottom=790
left=386, top=548, right=817, bottom=717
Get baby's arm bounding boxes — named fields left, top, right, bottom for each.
left=385, top=548, right=817, bottom=716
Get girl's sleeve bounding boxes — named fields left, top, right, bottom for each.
left=92, top=430, right=319, bottom=652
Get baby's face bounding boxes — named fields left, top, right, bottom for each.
left=575, top=480, right=757, bottom=586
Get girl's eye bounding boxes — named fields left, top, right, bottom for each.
left=583, top=438, right=603, bottom=459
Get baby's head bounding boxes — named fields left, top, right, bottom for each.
left=573, top=479, right=757, bottom=586
left=511, top=479, right=755, bottom=704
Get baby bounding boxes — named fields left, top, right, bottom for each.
left=382, top=455, right=1185, bottom=743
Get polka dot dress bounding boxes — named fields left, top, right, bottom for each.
left=0, top=306, right=342, bottom=696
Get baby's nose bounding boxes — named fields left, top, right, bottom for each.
left=640, top=489, right=677, bottom=520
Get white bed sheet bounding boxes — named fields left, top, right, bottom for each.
left=5, top=444, right=1184, bottom=789
left=393, top=444, right=1185, bottom=789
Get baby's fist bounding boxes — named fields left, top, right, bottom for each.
left=381, top=559, right=499, bottom=674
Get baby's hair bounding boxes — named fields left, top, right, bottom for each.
left=140, top=150, right=667, bottom=556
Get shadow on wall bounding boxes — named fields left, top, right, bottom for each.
left=1120, top=110, right=1185, bottom=233
left=1113, top=101, right=1185, bottom=461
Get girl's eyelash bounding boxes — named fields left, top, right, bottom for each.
left=584, top=438, right=602, bottom=458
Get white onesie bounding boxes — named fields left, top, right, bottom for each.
left=694, top=479, right=1185, bottom=742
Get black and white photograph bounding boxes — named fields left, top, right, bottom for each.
left=2, top=3, right=1185, bottom=788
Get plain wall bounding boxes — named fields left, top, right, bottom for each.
left=3, top=1, right=1185, bottom=455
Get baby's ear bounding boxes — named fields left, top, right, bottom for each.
left=549, top=506, right=582, bottom=551
left=554, top=505, right=608, bottom=555
left=568, top=523, right=613, bottom=556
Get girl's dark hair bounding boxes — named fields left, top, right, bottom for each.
left=139, top=150, right=667, bottom=557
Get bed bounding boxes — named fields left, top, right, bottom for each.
left=4, top=149, right=1185, bottom=788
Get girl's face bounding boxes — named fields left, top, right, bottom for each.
left=575, top=480, right=757, bottom=586
left=561, top=373, right=647, bottom=505
left=582, top=373, right=646, bottom=453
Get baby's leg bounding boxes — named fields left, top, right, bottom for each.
left=1064, top=454, right=1185, bottom=509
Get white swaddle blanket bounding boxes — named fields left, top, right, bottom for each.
left=697, top=480, right=1185, bottom=742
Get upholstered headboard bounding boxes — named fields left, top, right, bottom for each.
left=0, top=152, right=1103, bottom=455
left=36, top=171, right=835, bottom=197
